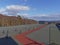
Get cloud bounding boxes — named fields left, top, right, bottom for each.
left=16, top=13, right=60, bottom=21
left=0, top=5, right=60, bottom=21
left=0, top=5, right=30, bottom=15
left=6, top=5, right=30, bottom=10
left=17, top=13, right=29, bottom=18
left=29, top=14, right=60, bottom=21
left=0, top=8, right=6, bottom=13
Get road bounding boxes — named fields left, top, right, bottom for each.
left=15, top=24, right=48, bottom=45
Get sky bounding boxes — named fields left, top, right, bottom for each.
left=0, top=0, right=60, bottom=21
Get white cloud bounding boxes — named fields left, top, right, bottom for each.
left=0, top=8, right=6, bottom=13
left=0, top=5, right=60, bottom=21
left=29, top=14, right=60, bottom=21
left=16, top=13, right=60, bottom=21
left=34, top=14, right=49, bottom=17
left=17, top=13, right=29, bottom=18
left=6, top=5, right=30, bottom=10
left=0, top=5, right=30, bottom=15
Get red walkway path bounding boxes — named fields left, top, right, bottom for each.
left=15, top=24, right=48, bottom=45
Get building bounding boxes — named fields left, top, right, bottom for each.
left=0, top=14, right=38, bottom=26
left=22, top=19, right=38, bottom=24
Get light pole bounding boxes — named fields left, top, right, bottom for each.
left=49, top=25, right=51, bottom=44
left=6, top=30, right=9, bottom=38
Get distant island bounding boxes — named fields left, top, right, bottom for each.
left=39, top=21, right=60, bottom=24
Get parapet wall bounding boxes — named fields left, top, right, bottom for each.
left=0, top=24, right=41, bottom=37
left=0, top=24, right=60, bottom=45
